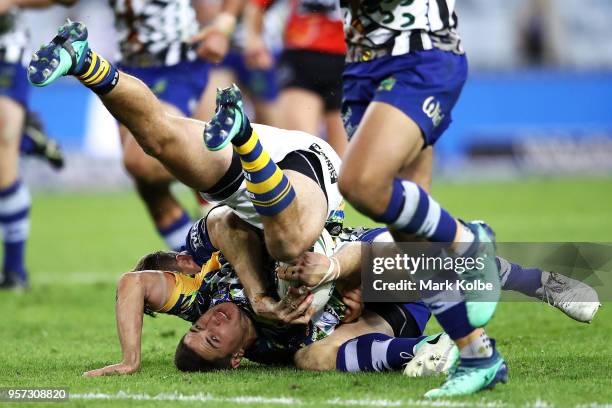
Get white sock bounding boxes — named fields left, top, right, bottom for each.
left=453, top=224, right=476, bottom=257
left=460, top=332, right=493, bottom=359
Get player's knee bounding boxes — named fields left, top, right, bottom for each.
left=339, top=170, right=383, bottom=213
left=294, top=345, right=337, bottom=371
left=265, top=232, right=306, bottom=263
left=123, top=154, right=162, bottom=184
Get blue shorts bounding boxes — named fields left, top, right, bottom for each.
left=118, top=59, right=210, bottom=116
left=0, top=62, right=29, bottom=108
left=342, top=49, right=468, bottom=146
left=216, top=51, right=279, bottom=102
left=355, top=227, right=432, bottom=335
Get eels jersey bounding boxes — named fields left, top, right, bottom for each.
left=156, top=252, right=347, bottom=365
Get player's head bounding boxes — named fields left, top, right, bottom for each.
left=132, top=250, right=202, bottom=275
left=174, top=302, right=253, bottom=372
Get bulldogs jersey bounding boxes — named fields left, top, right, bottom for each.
left=341, top=0, right=464, bottom=62
left=109, top=0, right=199, bottom=66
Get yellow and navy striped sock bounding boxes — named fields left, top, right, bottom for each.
left=76, top=49, right=119, bottom=95
left=234, top=128, right=296, bottom=216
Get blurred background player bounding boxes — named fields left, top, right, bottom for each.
left=0, top=0, right=67, bottom=289
left=20, top=110, right=64, bottom=169
left=245, top=0, right=348, bottom=156
left=193, top=0, right=281, bottom=127
left=337, top=1, right=506, bottom=398
left=54, top=0, right=212, bottom=251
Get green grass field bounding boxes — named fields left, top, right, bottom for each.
left=0, top=178, right=611, bottom=407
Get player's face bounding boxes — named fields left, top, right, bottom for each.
left=183, top=302, right=248, bottom=363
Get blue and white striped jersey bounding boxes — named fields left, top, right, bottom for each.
left=341, top=0, right=464, bottom=62
left=109, top=0, right=199, bottom=66
left=0, top=10, right=28, bottom=64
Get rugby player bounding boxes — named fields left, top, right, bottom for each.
left=51, top=0, right=212, bottom=251
left=0, top=0, right=69, bottom=289
left=83, top=206, right=453, bottom=377
left=245, top=0, right=348, bottom=156
left=334, top=2, right=509, bottom=397
left=195, top=0, right=281, bottom=127
left=28, top=21, right=343, bottom=268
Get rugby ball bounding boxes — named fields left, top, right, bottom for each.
left=276, top=228, right=336, bottom=322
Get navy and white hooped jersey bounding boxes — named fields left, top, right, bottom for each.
left=109, top=0, right=199, bottom=67
left=0, top=10, right=28, bottom=64
left=340, top=0, right=464, bottom=62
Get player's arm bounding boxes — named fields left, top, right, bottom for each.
left=207, top=208, right=315, bottom=324
left=278, top=242, right=363, bottom=289
left=83, top=271, right=174, bottom=377
left=243, top=0, right=273, bottom=69
left=190, top=0, right=246, bottom=63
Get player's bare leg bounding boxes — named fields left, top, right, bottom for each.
left=0, top=96, right=30, bottom=288
left=120, top=125, right=191, bottom=249
left=339, top=101, right=506, bottom=396
left=28, top=21, right=233, bottom=192
left=324, top=110, right=348, bottom=157
left=204, top=85, right=329, bottom=262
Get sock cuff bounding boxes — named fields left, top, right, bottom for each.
left=0, top=180, right=22, bottom=198
left=374, top=178, right=406, bottom=224
left=158, top=211, right=191, bottom=235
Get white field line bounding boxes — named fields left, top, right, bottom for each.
left=71, top=391, right=507, bottom=407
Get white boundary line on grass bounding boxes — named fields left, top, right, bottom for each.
left=72, top=391, right=507, bottom=407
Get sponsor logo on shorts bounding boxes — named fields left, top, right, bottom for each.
left=422, top=96, right=445, bottom=127
left=309, top=143, right=338, bottom=183
left=341, top=106, right=357, bottom=139
left=378, top=77, right=396, bottom=91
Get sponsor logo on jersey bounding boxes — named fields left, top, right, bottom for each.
left=422, top=96, right=445, bottom=127
left=309, top=143, right=338, bottom=183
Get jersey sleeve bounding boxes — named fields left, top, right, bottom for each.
left=156, top=252, right=223, bottom=319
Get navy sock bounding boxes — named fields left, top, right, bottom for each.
left=497, top=257, right=543, bottom=298
left=20, top=134, right=36, bottom=155
left=427, top=301, right=475, bottom=341
left=0, top=180, right=31, bottom=281
left=336, top=333, right=427, bottom=372
left=158, top=211, right=192, bottom=252
left=375, top=178, right=457, bottom=242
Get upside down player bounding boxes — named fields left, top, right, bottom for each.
left=52, top=0, right=213, bottom=251
left=28, top=21, right=346, bottom=310
left=84, top=206, right=455, bottom=377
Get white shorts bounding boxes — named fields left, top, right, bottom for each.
left=200, top=124, right=343, bottom=230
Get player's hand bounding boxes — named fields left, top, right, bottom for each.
left=190, top=13, right=236, bottom=64
left=83, top=362, right=138, bottom=377
left=277, top=252, right=340, bottom=288
left=252, top=288, right=315, bottom=325
left=340, top=287, right=363, bottom=323
left=0, top=0, right=15, bottom=15
left=244, top=35, right=273, bottom=70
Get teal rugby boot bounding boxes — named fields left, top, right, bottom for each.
left=460, top=221, right=501, bottom=328
left=425, top=340, right=508, bottom=398
left=28, top=19, right=89, bottom=87
left=203, top=84, right=250, bottom=151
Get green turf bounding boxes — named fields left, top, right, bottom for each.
left=0, top=178, right=611, bottom=407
